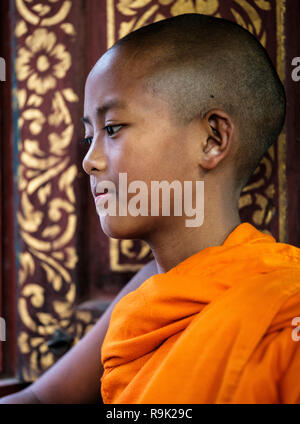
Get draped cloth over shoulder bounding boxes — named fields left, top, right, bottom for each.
left=100, top=223, right=300, bottom=404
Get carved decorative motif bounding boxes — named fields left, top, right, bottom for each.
left=14, top=0, right=95, bottom=381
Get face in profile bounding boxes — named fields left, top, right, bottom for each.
left=82, top=45, right=201, bottom=241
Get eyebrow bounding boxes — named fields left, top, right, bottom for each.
left=82, top=99, right=128, bottom=125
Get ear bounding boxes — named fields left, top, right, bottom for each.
left=199, top=109, right=234, bottom=171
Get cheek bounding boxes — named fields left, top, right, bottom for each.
left=107, top=142, right=149, bottom=179
left=107, top=131, right=187, bottom=184
left=109, top=153, right=140, bottom=181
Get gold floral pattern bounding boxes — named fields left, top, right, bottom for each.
left=16, top=28, right=71, bottom=95
left=14, top=0, right=96, bottom=381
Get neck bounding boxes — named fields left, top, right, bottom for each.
left=146, top=204, right=241, bottom=274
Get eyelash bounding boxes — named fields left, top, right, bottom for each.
left=80, top=125, right=123, bottom=146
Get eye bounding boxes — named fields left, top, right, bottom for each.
left=79, top=136, right=93, bottom=146
left=103, top=124, right=123, bottom=137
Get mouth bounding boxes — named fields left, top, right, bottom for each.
left=94, top=188, right=109, bottom=199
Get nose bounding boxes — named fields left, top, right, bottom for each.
left=82, top=140, right=107, bottom=175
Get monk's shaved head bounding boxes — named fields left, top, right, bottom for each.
left=109, top=13, right=286, bottom=189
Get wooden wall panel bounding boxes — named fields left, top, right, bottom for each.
left=12, top=0, right=99, bottom=380
left=0, top=0, right=17, bottom=378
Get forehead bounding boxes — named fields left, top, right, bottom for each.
left=84, top=47, right=151, bottom=111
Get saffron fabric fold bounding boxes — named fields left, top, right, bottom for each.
left=100, top=223, right=300, bottom=403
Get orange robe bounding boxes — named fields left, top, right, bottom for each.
left=100, top=223, right=300, bottom=403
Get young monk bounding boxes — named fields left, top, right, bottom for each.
left=81, top=13, right=300, bottom=404
left=1, top=12, right=299, bottom=404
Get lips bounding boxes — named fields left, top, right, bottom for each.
left=95, top=188, right=109, bottom=198
left=93, top=182, right=106, bottom=198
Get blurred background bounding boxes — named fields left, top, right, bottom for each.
left=0, top=0, right=299, bottom=396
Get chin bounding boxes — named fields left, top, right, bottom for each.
left=99, top=215, right=152, bottom=240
